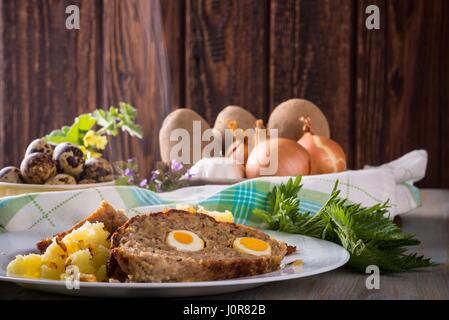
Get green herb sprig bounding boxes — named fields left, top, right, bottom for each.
left=45, top=102, right=142, bottom=158
left=93, top=102, right=142, bottom=138
left=253, top=176, right=435, bottom=273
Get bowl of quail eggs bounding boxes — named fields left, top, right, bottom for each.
left=0, top=138, right=114, bottom=197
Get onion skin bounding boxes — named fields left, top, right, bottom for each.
left=224, top=119, right=253, bottom=165
left=246, top=138, right=311, bottom=178
left=225, top=139, right=249, bottom=165
left=298, top=133, right=346, bottom=174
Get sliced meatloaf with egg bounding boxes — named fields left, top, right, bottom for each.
left=107, top=209, right=287, bottom=282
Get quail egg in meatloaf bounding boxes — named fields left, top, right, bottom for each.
left=20, top=153, right=56, bottom=184
left=81, top=158, right=113, bottom=182
left=233, top=237, right=272, bottom=256
left=53, top=143, right=85, bottom=176
left=25, top=138, right=53, bottom=157
left=45, top=174, right=77, bottom=185
left=166, top=230, right=205, bottom=252
left=0, top=166, right=24, bottom=183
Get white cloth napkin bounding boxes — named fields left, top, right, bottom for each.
left=160, top=150, right=428, bottom=217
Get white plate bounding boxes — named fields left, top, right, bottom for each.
left=0, top=230, right=349, bottom=298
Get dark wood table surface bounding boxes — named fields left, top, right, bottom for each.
left=1, top=189, right=448, bottom=300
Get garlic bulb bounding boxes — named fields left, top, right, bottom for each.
left=189, top=157, right=245, bottom=180
left=298, top=116, right=346, bottom=174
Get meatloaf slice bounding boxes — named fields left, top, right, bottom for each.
left=36, top=201, right=128, bottom=253
left=108, top=209, right=287, bottom=282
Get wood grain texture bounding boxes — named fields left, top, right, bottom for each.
left=160, top=0, right=185, bottom=108
left=431, top=1, right=449, bottom=187
left=0, top=0, right=101, bottom=167
left=354, top=0, right=386, bottom=171
left=101, top=0, right=173, bottom=177
left=0, top=0, right=447, bottom=187
left=185, top=0, right=269, bottom=123
left=355, top=0, right=449, bottom=186
left=269, top=0, right=355, bottom=166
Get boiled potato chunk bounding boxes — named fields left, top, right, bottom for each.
left=6, top=254, right=42, bottom=279
left=6, top=221, right=111, bottom=282
left=66, top=249, right=96, bottom=275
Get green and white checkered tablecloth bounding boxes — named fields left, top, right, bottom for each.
left=0, top=150, right=427, bottom=234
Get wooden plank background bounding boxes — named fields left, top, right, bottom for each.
left=0, top=0, right=447, bottom=187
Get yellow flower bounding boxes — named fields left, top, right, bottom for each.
left=83, top=130, right=96, bottom=147
left=79, top=146, right=102, bottom=159
left=94, top=135, right=108, bottom=150
left=79, top=146, right=88, bottom=155
left=87, top=150, right=102, bottom=159
left=83, top=130, right=107, bottom=150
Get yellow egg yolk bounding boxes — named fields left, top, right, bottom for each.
left=173, top=231, right=193, bottom=244
left=239, top=237, right=269, bottom=251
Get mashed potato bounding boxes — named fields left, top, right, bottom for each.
left=7, top=221, right=110, bottom=282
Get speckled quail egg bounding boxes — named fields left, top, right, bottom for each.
left=25, top=138, right=54, bottom=157
left=166, top=230, right=205, bottom=252
left=0, top=166, right=24, bottom=183
left=81, top=158, right=113, bottom=182
left=233, top=237, right=271, bottom=256
left=45, top=174, right=77, bottom=185
left=20, top=153, right=56, bottom=184
left=53, top=143, right=85, bottom=176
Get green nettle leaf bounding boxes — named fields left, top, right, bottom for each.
left=252, top=177, right=436, bottom=273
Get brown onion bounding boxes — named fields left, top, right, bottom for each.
left=225, top=120, right=250, bottom=165
left=246, top=138, right=311, bottom=178
left=298, top=116, right=346, bottom=174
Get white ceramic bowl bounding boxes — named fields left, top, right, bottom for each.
left=0, top=181, right=115, bottom=198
